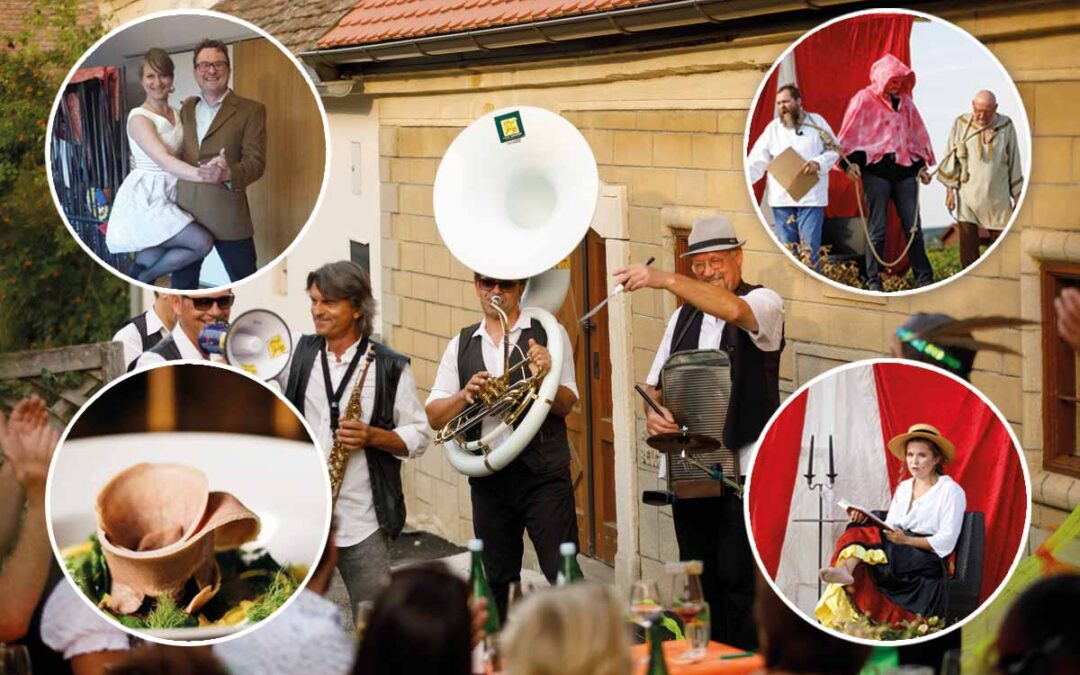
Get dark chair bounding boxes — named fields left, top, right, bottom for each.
left=946, top=511, right=985, bottom=624
left=869, top=509, right=985, bottom=624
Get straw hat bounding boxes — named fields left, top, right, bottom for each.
left=886, top=423, right=956, bottom=462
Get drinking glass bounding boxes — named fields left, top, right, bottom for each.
left=668, top=565, right=707, bottom=661
left=0, top=645, right=31, bottom=675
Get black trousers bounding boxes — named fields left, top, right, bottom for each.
left=862, top=172, right=934, bottom=287
left=171, top=237, right=257, bottom=289
left=470, top=458, right=579, bottom=622
left=671, top=492, right=758, bottom=651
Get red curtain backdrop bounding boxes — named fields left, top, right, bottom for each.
left=748, top=389, right=807, bottom=578
left=746, top=14, right=915, bottom=274
left=872, top=362, right=1027, bottom=602
left=748, top=68, right=780, bottom=204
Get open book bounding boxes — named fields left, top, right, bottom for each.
left=837, top=499, right=891, bottom=530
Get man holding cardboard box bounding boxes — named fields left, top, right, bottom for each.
left=747, top=83, right=839, bottom=266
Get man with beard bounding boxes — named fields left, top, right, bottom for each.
left=614, top=216, right=784, bottom=650
left=937, top=90, right=1024, bottom=268
left=747, top=84, right=839, bottom=266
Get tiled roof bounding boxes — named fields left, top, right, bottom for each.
left=317, top=0, right=669, bottom=50
left=213, top=0, right=356, bottom=54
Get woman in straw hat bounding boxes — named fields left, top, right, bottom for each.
left=813, top=424, right=967, bottom=629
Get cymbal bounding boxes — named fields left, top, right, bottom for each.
left=646, top=431, right=722, bottom=455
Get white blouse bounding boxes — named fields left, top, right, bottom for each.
left=884, top=475, right=967, bottom=558
left=40, top=580, right=131, bottom=659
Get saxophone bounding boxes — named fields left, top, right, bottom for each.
left=328, top=345, right=377, bottom=503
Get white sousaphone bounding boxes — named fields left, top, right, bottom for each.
left=433, top=106, right=599, bottom=477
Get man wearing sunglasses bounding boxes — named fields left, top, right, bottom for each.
left=426, top=271, right=579, bottom=622
left=171, top=39, right=267, bottom=289
left=614, top=215, right=784, bottom=651
left=134, top=290, right=235, bottom=368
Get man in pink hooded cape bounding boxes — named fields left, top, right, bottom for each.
left=839, top=54, right=936, bottom=291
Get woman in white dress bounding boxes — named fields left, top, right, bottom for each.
left=814, top=423, right=967, bottom=628
left=106, top=49, right=218, bottom=285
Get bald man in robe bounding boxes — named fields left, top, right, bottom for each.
left=938, top=90, right=1025, bottom=268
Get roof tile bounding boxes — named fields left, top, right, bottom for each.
left=316, top=0, right=668, bottom=50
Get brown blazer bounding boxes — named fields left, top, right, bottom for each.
left=176, top=91, right=267, bottom=241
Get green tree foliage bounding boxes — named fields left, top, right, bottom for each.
left=0, top=0, right=127, bottom=351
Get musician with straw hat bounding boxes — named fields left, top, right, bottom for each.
left=815, top=423, right=967, bottom=629
left=615, top=215, right=785, bottom=650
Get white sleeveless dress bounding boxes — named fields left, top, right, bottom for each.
left=106, top=106, right=195, bottom=253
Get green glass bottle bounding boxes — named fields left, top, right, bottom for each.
left=468, top=539, right=500, bottom=633
left=646, top=614, right=670, bottom=675
left=556, top=542, right=585, bottom=585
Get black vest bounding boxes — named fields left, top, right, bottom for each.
left=285, top=335, right=410, bottom=539
left=143, top=333, right=183, bottom=363
left=457, top=319, right=571, bottom=478
left=123, top=312, right=166, bottom=371
left=666, top=282, right=784, bottom=451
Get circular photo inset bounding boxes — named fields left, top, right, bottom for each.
left=46, top=362, right=330, bottom=645
left=743, top=9, right=1031, bottom=295
left=45, top=10, right=330, bottom=292
left=746, top=359, right=1029, bottom=645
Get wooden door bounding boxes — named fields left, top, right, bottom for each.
left=556, top=230, right=616, bottom=564
left=231, top=38, right=324, bottom=267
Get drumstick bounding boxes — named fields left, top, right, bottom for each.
left=634, top=384, right=666, bottom=418
left=580, top=257, right=655, bottom=323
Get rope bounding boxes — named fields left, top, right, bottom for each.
left=800, top=116, right=995, bottom=273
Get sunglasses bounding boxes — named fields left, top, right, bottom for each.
left=476, top=277, right=521, bottom=292
left=188, top=295, right=235, bottom=310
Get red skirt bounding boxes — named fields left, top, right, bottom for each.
left=827, top=525, right=947, bottom=625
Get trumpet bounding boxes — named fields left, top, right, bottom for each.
left=328, top=344, right=377, bottom=503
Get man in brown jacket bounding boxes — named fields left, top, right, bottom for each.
left=173, top=39, right=266, bottom=289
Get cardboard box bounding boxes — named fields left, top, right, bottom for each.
left=767, top=146, right=818, bottom=202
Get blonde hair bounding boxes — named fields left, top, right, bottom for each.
left=500, top=583, right=632, bottom=675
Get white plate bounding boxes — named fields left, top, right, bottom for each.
left=48, top=432, right=331, bottom=643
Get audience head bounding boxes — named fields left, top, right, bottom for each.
left=892, top=312, right=976, bottom=381
left=500, top=582, right=632, bottom=675
left=754, top=572, right=870, bottom=675
left=352, top=562, right=472, bottom=675
left=994, top=574, right=1080, bottom=675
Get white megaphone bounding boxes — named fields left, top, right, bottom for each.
left=197, top=309, right=293, bottom=380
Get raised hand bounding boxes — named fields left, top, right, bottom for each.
left=613, top=263, right=668, bottom=292
left=1055, top=287, right=1080, bottom=352
left=0, top=396, right=58, bottom=489
left=526, top=338, right=551, bottom=377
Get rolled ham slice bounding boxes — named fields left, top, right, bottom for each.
left=95, top=463, right=260, bottom=615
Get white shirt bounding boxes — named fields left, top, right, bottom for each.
left=884, top=474, right=967, bottom=557
left=426, top=313, right=578, bottom=450
left=645, top=287, right=784, bottom=474
left=214, top=590, right=355, bottom=675
left=196, top=89, right=231, bottom=145
left=133, top=324, right=213, bottom=369
left=277, top=335, right=431, bottom=548
left=41, top=581, right=355, bottom=675
left=41, top=580, right=130, bottom=660
left=746, top=112, right=839, bottom=207
left=112, top=307, right=169, bottom=369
